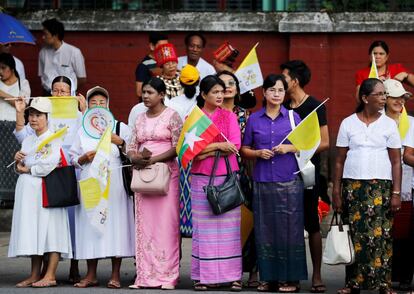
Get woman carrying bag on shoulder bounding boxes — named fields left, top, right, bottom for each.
left=240, top=74, right=307, bottom=293
left=127, top=77, right=183, bottom=290
left=190, top=75, right=243, bottom=291
left=333, top=78, right=401, bottom=294
left=8, top=97, right=72, bottom=288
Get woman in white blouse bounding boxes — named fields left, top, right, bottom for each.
left=8, top=97, right=72, bottom=288
left=0, top=52, right=31, bottom=205
left=333, top=78, right=402, bottom=294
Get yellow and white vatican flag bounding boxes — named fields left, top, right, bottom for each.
left=368, top=53, right=379, bottom=79
left=235, top=43, right=263, bottom=94
left=399, top=106, right=410, bottom=140
left=35, top=126, right=68, bottom=152
left=78, top=126, right=111, bottom=235
left=284, top=99, right=328, bottom=175
left=49, top=96, right=78, bottom=119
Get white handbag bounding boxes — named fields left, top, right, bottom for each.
left=288, top=110, right=316, bottom=188
left=323, top=212, right=355, bottom=265
left=130, top=162, right=171, bottom=196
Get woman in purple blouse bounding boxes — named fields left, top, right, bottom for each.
left=241, top=74, right=307, bottom=293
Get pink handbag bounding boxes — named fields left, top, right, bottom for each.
left=130, top=162, right=171, bottom=195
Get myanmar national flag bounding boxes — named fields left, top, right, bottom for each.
left=368, top=53, right=379, bottom=79
left=176, top=106, right=220, bottom=168
left=399, top=106, right=410, bottom=140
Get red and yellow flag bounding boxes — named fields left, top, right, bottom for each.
left=176, top=106, right=220, bottom=168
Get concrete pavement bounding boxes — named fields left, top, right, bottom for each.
left=0, top=231, right=341, bottom=294
left=0, top=232, right=411, bottom=293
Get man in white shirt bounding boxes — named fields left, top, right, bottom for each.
left=39, top=18, right=86, bottom=95
left=177, top=33, right=215, bottom=81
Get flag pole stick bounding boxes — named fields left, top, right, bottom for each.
left=219, top=132, right=240, bottom=156
left=4, top=96, right=78, bottom=101
left=6, top=160, right=15, bottom=169
left=277, top=98, right=330, bottom=147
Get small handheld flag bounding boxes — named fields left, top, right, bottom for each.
left=368, top=53, right=379, bottom=79
left=79, top=126, right=112, bottom=234
left=235, top=43, right=263, bottom=94
left=399, top=106, right=410, bottom=140
left=176, top=106, right=220, bottom=168
left=36, top=126, right=68, bottom=152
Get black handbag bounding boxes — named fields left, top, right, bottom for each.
left=203, top=151, right=246, bottom=215
left=42, top=149, right=79, bottom=208
left=116, top=121, right=134, bottom=196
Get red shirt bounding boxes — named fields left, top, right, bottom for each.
left=355, top=63, right=408, bottom=85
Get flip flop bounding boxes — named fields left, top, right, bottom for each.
left=230, top=281, right=242, bottom=292
left=16, top=279, right=38, bottom=288
left=107, top=279, right=121, bottom=289
left=74, top=278, right=99, bottom=288
left=193, top=282, right=208, bottom=291
left=245, top=280, right=260, bottom=288
left=278, top=283, right=300, bottom=293
left=311, top=284, right=327, bottom=293
left=31, top=279, right=57, bottom=288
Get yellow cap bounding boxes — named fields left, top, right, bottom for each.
left=179, top=64, right=200, bottom=86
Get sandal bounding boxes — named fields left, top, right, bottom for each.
left=230, top=280, right=242, bottom=292
left=258, top=282, right=280, bottom=292
left=16, top=279, right=39, bottom=288
left=161, top=285, right=175, bottom=290
left=337, top=288, right=351, bottom=294
left=107, top=279, right=121, bottom=289
left=278, top=283, right=300, bottom=293
left=311, top=284, right=326, bottom=293
left=31, top=279, right=57, bottom=288
left=128, top=284, right=141, bottom=289
left=245, top=280, right=260, bottom=288
left=379, top=288, right=397, bottom=294
left=194, top=282, right=208, bottom=291
left=74, top=278, right=99, bottom=288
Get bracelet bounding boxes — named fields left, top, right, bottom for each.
left=392, top=191, right=400, bottom=195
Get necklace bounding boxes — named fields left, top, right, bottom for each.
left=290, top=93, right=308, bottom=108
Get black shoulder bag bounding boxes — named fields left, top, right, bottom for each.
left=203, top=151, right=246, bottom=215
left=116, top=121, right=134, bottom=196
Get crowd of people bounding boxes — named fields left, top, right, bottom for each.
left=0, top=17, right=413, bottom=294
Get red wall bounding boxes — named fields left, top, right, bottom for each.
left=11, top=31, right=414, bottom=163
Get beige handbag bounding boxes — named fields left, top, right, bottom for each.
left=131, top=162, right=171, bottom=195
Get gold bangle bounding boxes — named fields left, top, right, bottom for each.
left=392, top=191, right=401, bottom=195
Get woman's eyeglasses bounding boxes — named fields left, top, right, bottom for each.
left=224, top=81, right=237, bottom=87
left=51, top=90, right=70, bottom=95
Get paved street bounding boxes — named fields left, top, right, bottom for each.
left=0, top=232, right=412, bottom=293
